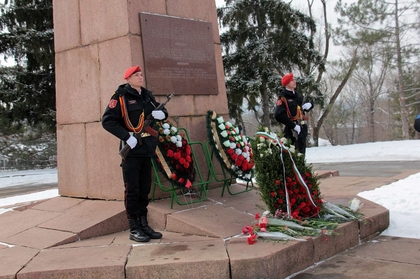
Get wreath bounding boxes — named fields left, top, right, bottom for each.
left=251, top=127, right=322, bottom=219
left=154, top=120, right=195, bottom=188
left=242, top=127, right=364, bottom=245
left=206, top=110, right=255, bottom=181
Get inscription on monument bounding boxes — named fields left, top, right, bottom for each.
left=139, top=13, right=218, bottom=95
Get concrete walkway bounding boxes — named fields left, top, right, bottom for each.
left=0, top=168, right=419, bottom=279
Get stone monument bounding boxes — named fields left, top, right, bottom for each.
left=53, top=0, right=228, bottom=200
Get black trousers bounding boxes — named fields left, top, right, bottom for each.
left=121, top=156, right=152, bottom=219
left=284, top=124, right=308, bottom=154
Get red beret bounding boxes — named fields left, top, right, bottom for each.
left=281, top=73, right=294, bottom=86
left=123, top=65, right=141, bottom=79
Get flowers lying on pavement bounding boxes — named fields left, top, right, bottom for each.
left=242, top=205, right=364, bottom=245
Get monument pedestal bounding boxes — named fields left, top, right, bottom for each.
left=53, top=0, right=228, bottom=200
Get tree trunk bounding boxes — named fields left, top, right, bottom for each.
left=395, top=0, right=410, bottom=139
left=313, top=53, right=359, bottom=146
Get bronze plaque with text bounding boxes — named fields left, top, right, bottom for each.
left=139, top=13, right=218, bottom=95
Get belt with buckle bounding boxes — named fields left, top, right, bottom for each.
left=129, top=131, right=151, bottom=138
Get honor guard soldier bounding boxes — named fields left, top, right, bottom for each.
left=274, top=73, right=313, bottom=154
left=102, top=65, right=168, bottom=242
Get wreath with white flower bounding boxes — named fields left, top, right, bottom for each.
left=206, top=110, right=255, bottom=181
left=252, top=127, right=322, bottom=219
left=154, top=120, right=195, bottom=188
left=240, top=126, right=365, bottom=245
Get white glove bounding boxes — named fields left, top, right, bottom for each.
left=126, top=135, right=137, bottom=149
left=152, top=110, right=165, bottom=120
left=301, top=102, right=312, bottom=110
left=293, top=125, right=301, bottom=135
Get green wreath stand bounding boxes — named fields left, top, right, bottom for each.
left=151, top=120, right=209, bottom=208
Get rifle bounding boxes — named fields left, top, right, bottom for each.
left=119, top=92, right=175, bottom=159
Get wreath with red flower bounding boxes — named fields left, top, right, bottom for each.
left=206, top=110, right=255, bottom=181
left=251, top=127, right=322, bottom=219
left=154, top=120, right=195, bottom=188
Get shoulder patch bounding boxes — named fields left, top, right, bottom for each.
left=108, top=99, right=118, bottom=109
left=276, top=99, right=282, bottom=106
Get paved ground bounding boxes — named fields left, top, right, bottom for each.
left=0, top=183, right=57, bottom=198
left=311, top=160, right=420, bottom=177
left=0, top=163, right=419, bottom=278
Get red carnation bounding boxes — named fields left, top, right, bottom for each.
left=167, top=150, right=174, bottom=157
left=241, top=162, right=249, bottom=171
left=247, top=233, right=257, bottom=245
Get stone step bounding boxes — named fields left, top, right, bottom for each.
left=0, top=171, right=390, bottom=279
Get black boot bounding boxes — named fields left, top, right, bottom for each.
left=139, top=215, right=162, bottom=239
left=128, top=218, right=150, bottom=242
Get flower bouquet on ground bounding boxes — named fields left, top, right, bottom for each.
left=154, top=120, right=195, bottom=189
left=206, top=110, right=255, bottom=181
left=240, top=127, right=364, bottom=244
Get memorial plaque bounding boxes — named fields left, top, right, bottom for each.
left=139, top=13, right=218, bottom=95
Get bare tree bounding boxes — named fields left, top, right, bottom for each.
left=335, top=0, right=420, bottom=140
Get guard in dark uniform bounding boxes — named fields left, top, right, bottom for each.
left=274, top=73, right=313, bottom=154
left=415, top=114, right=420, bottom=133
left=102, top=65, right=168, bottom=242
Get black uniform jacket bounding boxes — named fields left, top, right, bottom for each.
left=274, top=89, right=306, bottom=130
left=102, top=84, right=168, bottom=157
